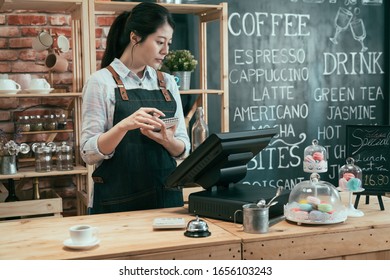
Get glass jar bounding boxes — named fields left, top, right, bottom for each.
left=191, top=107, right=209, bottom=152
left=30, top=115, right=43, bottom=131
left=16, top=116, right=30, bottom=132
left=42, top=115, right=49, bottom=130
left=43, top=114, right=57, bottom=130
left=56, top=142, right=74, bottom=171
left=32, top=142, right=56, bottom=172
left=56, top=113, right=67, bottom=129
left=303, top=139, right=328, bottom=173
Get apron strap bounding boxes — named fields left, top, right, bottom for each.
left=106, top=65, right=129, bottom=101
left=106, top=65, right=172, bottom=102
left=157, top=71, right=172, bottom=102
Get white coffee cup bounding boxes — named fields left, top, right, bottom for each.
left=69, top=225, right=98, bottom=245
left=29, top=78, right=50, bottom=90
left=0, top=79, right=21, bottom=90
left=14, top=74, right=32, bottom=90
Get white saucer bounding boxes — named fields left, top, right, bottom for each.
left=336, top=187, right=365, bottom=193
left=63, top=238, right=100, bottom=250
left=25, top=88, right=54, bottom=94
left=0, top=89, right=21, bottom=94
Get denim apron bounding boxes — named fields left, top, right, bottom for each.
left=90, top=66, right=183, bottom=214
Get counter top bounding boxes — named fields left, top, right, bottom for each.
left=1, top=193, right=389, bottom=260
left=0, top=207, right=241, bottom=260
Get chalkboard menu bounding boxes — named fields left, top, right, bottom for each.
left=212, top=0, right=389, bottom=188
left=346, top=125, right=390, bottom=192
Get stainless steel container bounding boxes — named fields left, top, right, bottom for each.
left=235, top=203, right=269, bottom=234
left=0, top=155, right=17, bottom=175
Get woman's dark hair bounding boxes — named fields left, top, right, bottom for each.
left=101, top=2, right=175, bottom=68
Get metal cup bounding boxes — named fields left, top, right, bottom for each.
left=0, top=155, right=17, bottom=175
left=234, top=203, right=269, bottom=234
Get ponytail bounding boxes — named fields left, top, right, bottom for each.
left=101, top=2, right=175, bottom=68
left=101, top=11, right=131, bottom=68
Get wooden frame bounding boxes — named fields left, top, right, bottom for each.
left=0, top=0, right=91, bottom=217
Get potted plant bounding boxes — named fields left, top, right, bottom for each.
left=162, top=49, right=198, bottom=90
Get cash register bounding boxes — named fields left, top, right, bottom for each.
left=165, top=128, right=290, bottom=223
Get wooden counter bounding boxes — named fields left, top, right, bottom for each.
left=212, top=193, right=390, bottom=260
left=1, top=193, right=389, bottom=260
left=0, top=207, right=241, bottom=260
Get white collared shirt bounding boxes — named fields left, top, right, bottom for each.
left=80, top=58, right=190, bottom=166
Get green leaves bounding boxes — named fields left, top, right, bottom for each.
left=163, top=49, right=198, bottom=72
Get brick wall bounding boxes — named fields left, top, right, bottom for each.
left=0, top=10, right=73, bottom=90
left=95, top=14, right=115, bottom=69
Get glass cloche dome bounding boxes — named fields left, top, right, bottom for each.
left=338, top=157, right=363, bottom=192
left=337, top=157, right=365, bottom=217
left=284, top=173, right=347, bottom=225
left=303, top=139, right=328, bottom=173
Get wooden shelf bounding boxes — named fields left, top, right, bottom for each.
left=0, top=92, right=82, bottom=98
left=0, top=0, right=82, bottom=13
left=0, top=165, right=88, bottom=180
left=179, top=89, right=223, bottom=95
left=19, top=129, right=74, bottom=135
left=94, top=1, right=223, bottom=16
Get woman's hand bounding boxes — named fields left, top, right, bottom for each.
left=97, top=107, right=165, bottom=155
left=141, top=122, right=176, bottom=142
left=141, top=124, right=185, bottom=157
left=117, top=107, right=166, bottom=132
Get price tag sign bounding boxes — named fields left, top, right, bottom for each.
left=346, top=125, right=390, bottom=193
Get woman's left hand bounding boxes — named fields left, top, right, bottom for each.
left=140, top=123, right=176, bottom=143
left=141, top=124, right=185, bottom=157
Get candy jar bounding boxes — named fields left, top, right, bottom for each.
left=337, top=157, right=364, bottom=217
left=284, top=173, right=347, bottom=225
left=303, top=139, right=328, bottom=173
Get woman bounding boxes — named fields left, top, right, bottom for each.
left=80, top=2, right=190, bottom=214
